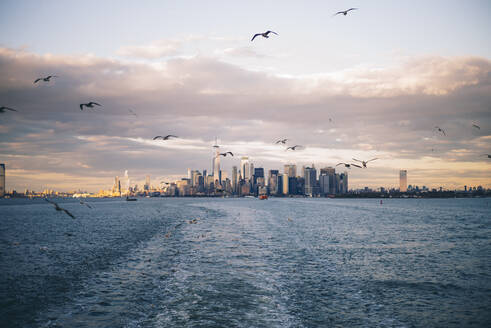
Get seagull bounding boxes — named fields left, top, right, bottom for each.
left=80, top=102, right=102, bottom=110
left=275, top=139, right=288, bottom=144
left=219, top=152, right=234, bottom=157
left=482, top=154, right=491, bottom=159
left=472, top=124, right=480, bottom=130
left=34, top=75, right=58, bottom=83
left=45, top=198, right=76, bottom=219
left=334, top=8, right=357, bottom=16
left=79, top=200, right=93, bottom=209
left=0, top=106, right=17, bottom=113
left=352, top=158, right=378, bottom=168
left=128, top=109, right=137, bottom=117
left=153, top=135, right=178, bottom=140
left=251, top=30, right=278, bottom=42
left=286, top=145, right=302, bottom=151
left=434, top=126, right=446, bottom=136
left=336, top=163, right=355, bottom=169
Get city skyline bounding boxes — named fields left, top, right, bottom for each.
left=1, top=1, right=490, bottom=192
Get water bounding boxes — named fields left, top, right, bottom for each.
left=1, top=198, right=490, bottom=327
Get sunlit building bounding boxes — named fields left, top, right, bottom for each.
left=400, top=170, right=407, bottom=192
left=284, top=164, right=297, bottom=178
left=240, top=157, right=250, bottom=180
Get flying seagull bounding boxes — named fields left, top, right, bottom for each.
left=219, top=152, right=234, bottom=157
left=79, top=200, right=93, bottom=209
left=482, top=154, right=491, bottom=159
left=334, top=8, right=357, bottom=16
left=45, top=198, right=76, bottom=219
left=286, top=145, right=302, bottom=151
left=80, top=102, right=102, bottom=110
left=434, top=126, right=446, bottom=136
left=251, top=30, right=278, bottom=42
left=472, top=124, right=480, bottom=130
left=128, top=109, right=137, bottom=117
left=0, top=106, right=17, bottom=113
left=34, top=75, right=58, bottom=83
left=336, top=162, right=361, bottom=169
left=153, top=135, right=178, bottom=140
left=276, top=139, right=288, bottom=144
left=352, top=158, right=378, bottom=168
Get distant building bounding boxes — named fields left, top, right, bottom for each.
left=232, top=166, right=238, bottom=194
left=240, top=157, right=250, bottom=180
left=0, top=164, right=5, bottom=197
left=284, top=164, right=297, bottom=178
left=400, top=170, right=407, bottom=192
left=304, top=166, right=317, bottom=196
left=319, top=174, right=330, bottom=196
left=339, top=172, right=348, bottom=194
left=144, top=175, right=150, bottom=191
left=253, top=167, right=264, bottom=185
left=320, top=167, right=336, bottom=194
left=213, top=145, right=221, bottom=186
left=282, top=173, right=289, bottom=195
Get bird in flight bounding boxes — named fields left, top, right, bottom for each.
left=80, top=102, right=102, bottom=110
left=336, top=163, right=362, bottom=169
left=276, top=139, right=288, bottom=144
left=153, top=135, right=178, bottom=140
left=45, top=198, right=76, bottom=219
left=472, top=124, right=480, bottom=130
left=434, top=126, right=446, bottom=136
left=334, top=8, right=357, bottom=16
left=34, top=75, right=58, bottom=83
left=219, top=152, right=234, bottom=157
left=79, top=200, right=93, bottom=209
left=128, top=109, right=137, bottom=117
left=286, top=145, right=302, bottom=151
left=251, top=30, right=278, bottom=42
left=352, top=158, right=378, bottom=168
left=482, top=154, right=491, bottom=158
left=0, top=106, right=17, bottom=113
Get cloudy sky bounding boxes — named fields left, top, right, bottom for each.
left=1, top=0, right=490, bottom=192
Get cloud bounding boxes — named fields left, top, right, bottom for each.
left=0, top=47, right=490, bottom=191
left=116, top=39, right=182, bottom=59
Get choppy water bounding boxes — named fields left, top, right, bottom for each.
left=1, top=198, right=490, bottom=327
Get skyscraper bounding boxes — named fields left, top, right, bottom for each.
left=240, top=157, right=250, bottom=180
left=400, top=170, right=407, bottom=192
left=230, top=166, right=236, bottom=191
left=320, top=167, right=336, bottom=194
left=213, top=143, right=221, bottom=186
left=144, top=175, right=150, bottom=191
left=284, top=164, right=297, bottom=178
left=282, top=173, right=289, bottom=195
left=250, top=163, right=254, bottom=180
left=253, top=167, right=264, bottom=185
left=304, top=166, right=317, bottom=196
left=0, top=164, right=5, bottom=197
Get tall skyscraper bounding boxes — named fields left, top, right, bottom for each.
left=304, top=166, right=317, bottom=196
left=320, top=167, right=336, bottom=194
left=400, top=170, right=407, bottom=192
left=144, top=175, right=150, bottom=191
left=250, top=163, right=254, bottom=180
left=213, top=141, right=221, bottom=186
left=240, top=157, right=250, bottom=180
left=0, top=164, right=5, bottom=197
left=253, top=167, right=264, bottom=185
left=284, top=164, right=297, bottom=178
left=232, top=166, right=238, bottom=193
left=282, top=173, right=289, bottom=195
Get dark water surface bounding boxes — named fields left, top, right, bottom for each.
left=1, top=198, right=490, bottom=327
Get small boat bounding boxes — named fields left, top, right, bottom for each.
left=259, top=195, right=268, bottom=200
left=126, top=196, right=137, bottom=201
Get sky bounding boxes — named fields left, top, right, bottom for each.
left=0, top=0, right=490, bottom=192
